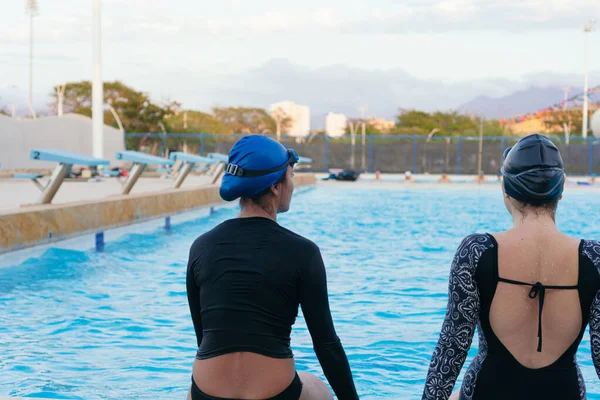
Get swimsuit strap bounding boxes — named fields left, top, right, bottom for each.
left=497, top=277, right=578, bottom=352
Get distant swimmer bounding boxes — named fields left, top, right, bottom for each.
left=438, top=173, right=451, bottom=183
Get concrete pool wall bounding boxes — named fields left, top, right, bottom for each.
left=0, top=173, right=317, bottom=255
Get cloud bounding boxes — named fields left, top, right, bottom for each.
left=1, top=0, right=597, bottom=48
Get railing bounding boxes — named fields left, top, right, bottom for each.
left=124, top=133, right=600, bottom=175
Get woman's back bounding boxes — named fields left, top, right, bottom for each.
left=490, top=229, right=583, bottom=368
left=187, top=216, right=358, bottom=399
left=423, top=134, right=600, bottom=400
left=468, top=232, right=600, bottom=399
left=188, top=216, right=318, bottom=360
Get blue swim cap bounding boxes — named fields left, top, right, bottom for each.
left=220, top=135, right=295, bottom=201
left=501, top=134, right=565, bottom=205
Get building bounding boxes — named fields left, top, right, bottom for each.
left=325, top=112, right=347, bottom=138
left=0, top=114, right=124, bottom=170
left=270, top=101, right=310, bottom=138
left=367, top=117, right=396, bottom=134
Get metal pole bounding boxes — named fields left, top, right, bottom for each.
left=563, top=87, right=571, bottom=144
left=412, top=135, right=417, bottom=173
left=361, top=122, right=366, bottom=171
left=107, top=104, right=124, bottom=134
left=210, top=163, right=225, bottom=185
left=38, top=163, right=71, bottom=204
left=457, top=136, right=462, bottom=175
left=92, top=0, right=104, bottom=158
left=200, top=134, right=205, bottom=155
left=173, top=163, right=193, bottom=189
left=350, top=123, right=356, bottom=170
left=477, top=118, right=484, bottom=182
left=369, top=135, right=374, bottom=173
left=360, top=105, right=367, bottom=171
left=325, top=134, right=330, bottom=172
left=28, top=11, right=37, bottom=119
left=583, top=21, right=594, bottom=138
left=56, top=84, right=66, bottom=117
left=121, top=163, right=145, bottom=195
left=589, top=138, right=594, bottom=176
left=445, top=137, right=450, bottom=173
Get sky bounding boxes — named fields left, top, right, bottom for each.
left=1, top=0, right=599, bottom=122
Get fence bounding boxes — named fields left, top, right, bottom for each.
left=124, top=133, right=600, bottom=176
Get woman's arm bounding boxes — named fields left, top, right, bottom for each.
left=584, top=240, right=600, bottom=379
left=422, top=234, right=488, bottom=400
left=299, top=245, right=359, bottom=400
left=589, top=291, right=600, bottom=379
left=186, top=249, right=203, bottom=348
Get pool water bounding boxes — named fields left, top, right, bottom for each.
left=2, top=186, right=600, bottom=399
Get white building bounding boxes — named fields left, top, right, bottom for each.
left=325, top=112, right=347, bottom=138
left=270, top=101, right=310, bottom=138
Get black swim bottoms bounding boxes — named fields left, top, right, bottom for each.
left=190, top=372, right=303, bottom=400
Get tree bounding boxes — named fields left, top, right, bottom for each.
left=50, top=81, right=168, bottom=133
left=213, top=107, right=277, bottom=134
left=396, top=109, right=511, bottom=136
left=344, top=120, right=383, bottom=136
left=543, top=109, right=586, bottom=139
left=163, top=110, right=230, bottom=134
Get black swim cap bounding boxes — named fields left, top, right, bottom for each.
left=501, top=134, right=565, bottom=205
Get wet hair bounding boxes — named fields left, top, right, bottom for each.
left=239, top=172, right=287, bottom=209
left=510, top=198, right=559, bottom=221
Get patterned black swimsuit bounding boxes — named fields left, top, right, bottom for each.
left=422, top=234, right=600, bottom=400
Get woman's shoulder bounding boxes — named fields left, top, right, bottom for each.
left=456, top=233, right=496, bottom=251
left=451, top=233, right=496, bottom=268
left=582, top=239, right=600, bottom=269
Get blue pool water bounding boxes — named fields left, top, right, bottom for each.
left=2, top=185, right=600, bottom=399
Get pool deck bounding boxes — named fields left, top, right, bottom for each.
left=0, top=174, right=213, bottom=212
left=2, top=173, right=598, bottom=212
left=316, top=174, right=600, bottom=192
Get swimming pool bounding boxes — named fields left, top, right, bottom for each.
left=2, top=185, right=600, bottom=399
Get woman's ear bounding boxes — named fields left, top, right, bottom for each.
left=271, top=182, right=281, bottom=197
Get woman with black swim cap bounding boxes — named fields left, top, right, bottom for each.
left=422, top=134, right=600, bottom=400
left=186, top=135, right=359, bottom=400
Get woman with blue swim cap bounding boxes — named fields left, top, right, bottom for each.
left=423, top=134, right=600, bottom=400
left=186, top=135, right=359, bottom=400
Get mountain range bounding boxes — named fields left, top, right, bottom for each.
left=1, top=59, right=598, bottom=128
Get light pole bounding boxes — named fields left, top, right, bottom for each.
left=583, top=19, right=595, bottom=139
left=477, top=117, right=484, bottom=183
left=349, top=120, right=358, bottom=170
left=92, top=0, right=104, bottom=158
left=106, top=103, right=124, bottom=135
left=422, top=128, right=440, bottom=172
left=56, top=83, right=67, bottom=116
left=426, top=128, right=440, bottom=142
left=563, top=86, right=571, bottom=144
left=359, top=105, right=368, bottom=171
left=25, top=0, right=38, bottom=119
